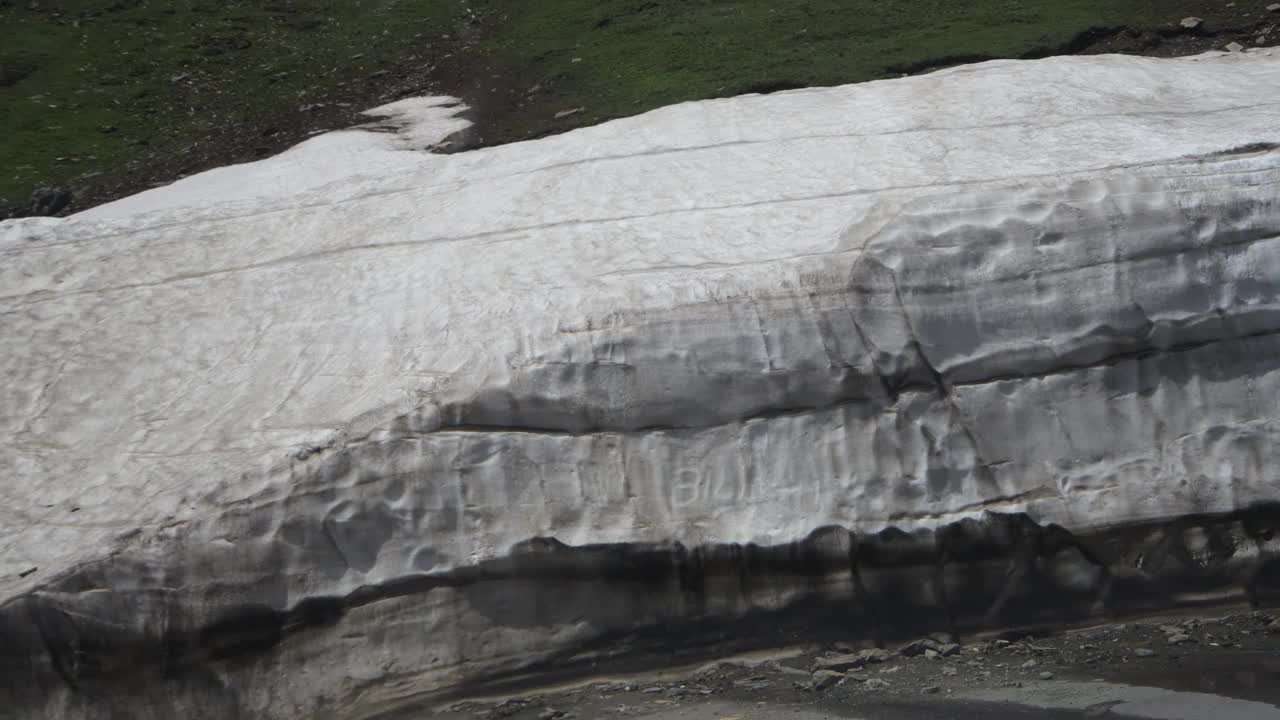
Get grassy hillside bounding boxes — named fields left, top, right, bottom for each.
left=1, top=0, right=1268, bottom=214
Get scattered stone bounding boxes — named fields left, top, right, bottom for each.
left=994, top=639, right=1012, bottom=649
left=1268, top=3, right=1280, bottom=12
left=814, top=653, right=867, bottom=672
left=1134, top=648, right=1157, bottom=658
left=538, top=709, right=569, bottom=720
left=921, top=685, right=942, bottom=695
left=1180, top=16, right=1204, bottom=30
left=733, top=679, right=772, bottom=691
left=554, top=107, right=585, bottom=119
left=942, top=666, right=959, bottom=677
left=861, top=648, right=891, bottom=664
left=769, top=662, right=814, bottom=679
left=938, top=643, right=961, bottom=657
left=863, top=678, right=891, bottom=691
left=1167, top=633, right=1193, bottom=645
left=29, top=187, right=71, bottom=216
left=901, top=638, right=944, bottom=657
left=1226, top=41, right=1245, bottom=52
left=1265, top=618, right=1280, bottom=634
left=812, top=670, right=844, bottom=691
left=1021, top=659, right=1039, bottom=669
left=924, top=649, right=940, bottom=660
left=1040, top=671, right=1055, bottom=680
left=483, top=699, right=531, bottom=719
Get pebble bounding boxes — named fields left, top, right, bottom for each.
left=1134, top=648, right=1157, bottom=657
left=1040, top=672, right=1055, bottom=680
left=921, top=685, right=942, bottom=695
left=1021, top=659, right=1039, bottom=669
left=1167, top=633, right=1193, bottom=645
left=1225, top=41, right=1245, bottom=52
left=1268, top=3, right=1280, bottom=12
left=1180, top=16, right=1204, bottom=29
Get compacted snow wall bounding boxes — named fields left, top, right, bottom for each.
left=2, top=53, right=1280, bottom=719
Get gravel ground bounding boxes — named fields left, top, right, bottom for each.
left=417, top=608, right=1280, bottom=720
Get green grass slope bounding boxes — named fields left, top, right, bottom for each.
left=0, top=0, right=1260, bottom=213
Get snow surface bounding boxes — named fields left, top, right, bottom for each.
left=4, top=49, right=1280, bottom=720
left=3, top=51, right=1280, bottom=613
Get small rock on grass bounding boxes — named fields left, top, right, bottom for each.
left=1180, top=16, right=1203, bottom=29
left=1167, top=633, right=1193, bottom=645
left=1268, top=3, right=1280, bottom=12
left=1039, top=672, right=1055, bottom=680
left=1134, top=648, right=1157, bottom=658
left=921, top=685, right=942, bottom=695
left=1226, top=41, right=1245, bottom=52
